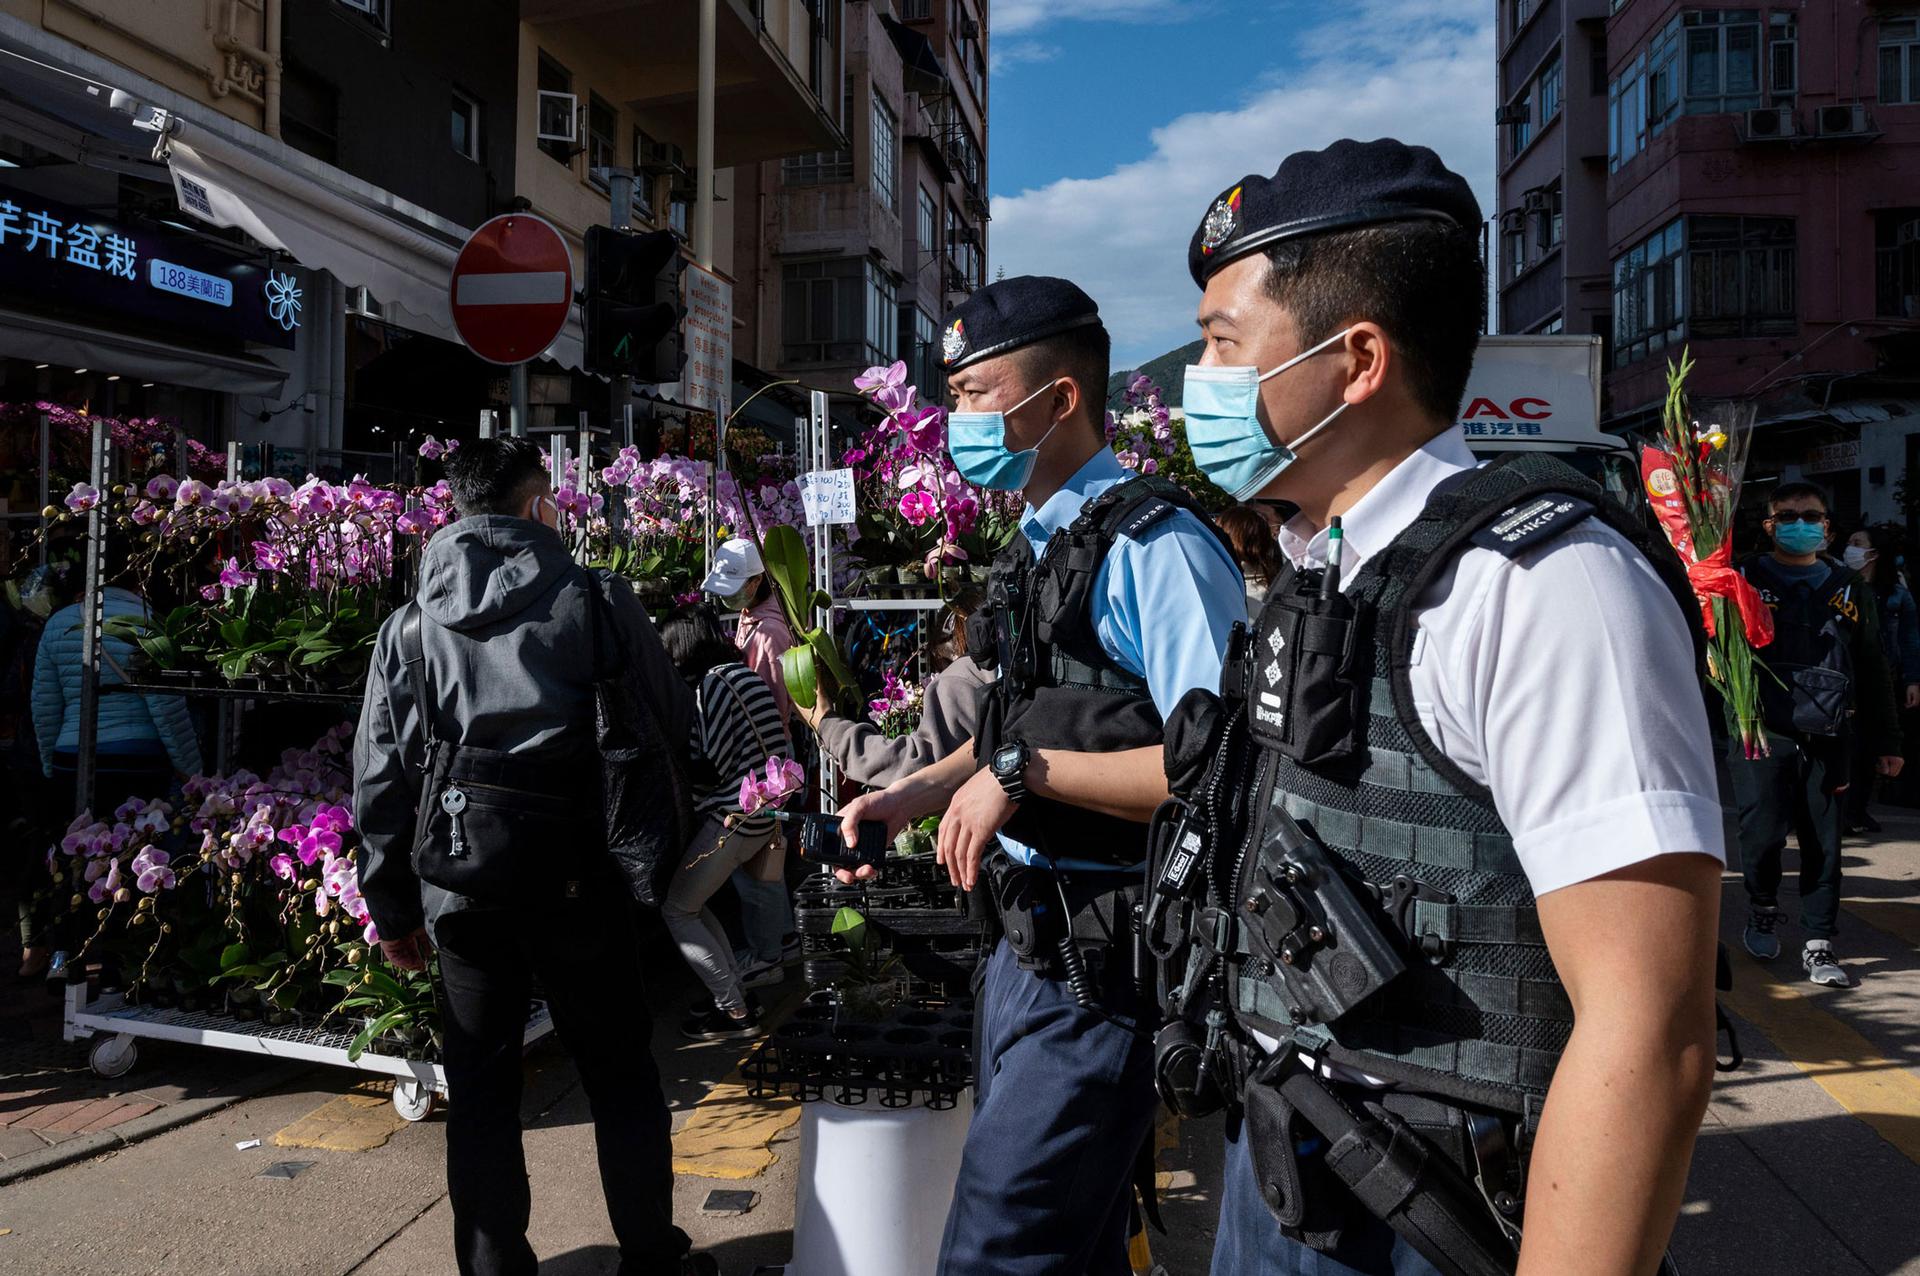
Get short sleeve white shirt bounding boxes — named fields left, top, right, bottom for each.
left=1277, top=430, right=1726, bottom=898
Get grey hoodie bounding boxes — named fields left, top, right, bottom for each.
left=352, top=516, right=691, bottom=939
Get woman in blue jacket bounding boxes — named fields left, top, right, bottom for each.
left=30, top=552, right=202, bottom=827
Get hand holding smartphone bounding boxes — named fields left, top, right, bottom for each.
left=771, top=810, right=888, bottom=871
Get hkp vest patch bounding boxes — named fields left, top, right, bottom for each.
left=1469, top=492, right=1595, bottom=557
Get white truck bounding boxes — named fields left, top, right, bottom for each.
left=1460, top=334, right=1641, bottom=513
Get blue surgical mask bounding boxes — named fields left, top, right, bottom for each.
left=1181, top=327, right=1355, bottom=501
left=1773, top=522, right=1827, bottom=555
left=947, top=381, right=1059, bottom=491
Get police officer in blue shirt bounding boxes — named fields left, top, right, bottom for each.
left=838, top=275, right=1246, bottom=1274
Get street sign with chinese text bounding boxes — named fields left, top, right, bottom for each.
left=679, top=263, right=732, bottom=411
left=1804, top=441, right=1860, bottom=474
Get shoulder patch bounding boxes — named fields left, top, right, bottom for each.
left=1117, top=496, right=1178, bottom=542
left=1468, top=492, right=1596, bottom=558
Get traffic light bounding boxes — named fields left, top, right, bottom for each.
left=584, top=226, right=686, bottom=382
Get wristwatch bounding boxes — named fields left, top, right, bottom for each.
left=990, top=739, right=1032, bottom=804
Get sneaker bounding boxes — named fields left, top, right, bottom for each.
left=1743, top=907, right=1783, bottom=961
left=739, top=958, right=785, bottom=991
left=681, top=1004, right=761, bottom=1041
left=1803, top=942, right=1853, bottom=988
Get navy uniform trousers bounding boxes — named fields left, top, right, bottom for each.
left=937, top=930, right=1156, bottom=1275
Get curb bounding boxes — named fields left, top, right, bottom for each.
left=0, top=1060, right=310, bottom=1187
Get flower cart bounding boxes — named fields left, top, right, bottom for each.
left=62, top=979, right=553, bottom=1122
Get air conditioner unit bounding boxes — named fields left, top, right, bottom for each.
left=642, top=141, right=688, bottom=175
left=1522, top=188, right=1550, bottom=212
left=536, top=91, right=578, bottom=145
left=1496, top=103, right=1530, bottom=124
left=1814, top=103, right=1873, bottom=137
left=1744, top=106, right=1798, bottom=139
left=959, top=16, right=980, bottom=39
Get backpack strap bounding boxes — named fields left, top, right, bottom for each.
left=399, top=602, right=438, bottom=754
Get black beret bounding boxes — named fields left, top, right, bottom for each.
left=1188, top=138, right=1482, bottom=286
left=941, top=274, right=1103, bottom=373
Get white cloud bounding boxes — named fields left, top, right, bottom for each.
left=990, top=40, right=1061, bottom=72
left=993, top=0, right=1201, bottom=36
left=986, top=1, right=1495, bottom=369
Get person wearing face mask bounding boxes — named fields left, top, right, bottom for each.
left=352, top=438, right=716, bottom=1276
left=1730, top=486, right=1901, bottom=987
left=1154, top=140, right=1726, bottom=1276
left=833, top=275, right=1245, bottom=1274
left=1841, top=525, right=1920, bottom=834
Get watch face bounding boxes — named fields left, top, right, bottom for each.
left=994, top=744, right=1024, bottom=774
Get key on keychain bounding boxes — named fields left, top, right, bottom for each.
left=441, top=787, right=469, bottom=859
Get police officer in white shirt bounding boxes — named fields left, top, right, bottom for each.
left=1152, top=139, right=1726, bottom=1276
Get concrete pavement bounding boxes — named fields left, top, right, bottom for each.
left=0, top=812, right=1917, bottom=1274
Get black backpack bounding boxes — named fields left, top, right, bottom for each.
left=1744, top=557, right=1859, bottom=739
left=401, top=571, right=697, bottom=906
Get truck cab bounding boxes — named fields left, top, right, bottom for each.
left=1460, top=334, right=1641, bottom=515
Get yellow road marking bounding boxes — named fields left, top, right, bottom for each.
left=1840, top=897, right=1920, bottom=951
left=1153, top=1110, right=1183, bottom=1193
left=272, top=1082, right=411, bottom=1152
left=1724, top=952, right=1920, bottom=1165
left=670, top=1076, right=800, bottom=1180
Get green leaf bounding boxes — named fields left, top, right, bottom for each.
left=321, top=969, right=361, bottom=988
left=219, top=942, right=253, bottom=972
left=778, top=644, right=818, bottom=711
left=831, top=906, right=868, bottom=958
left=759, top=525, right=813, bottom=628
left=347, top=1009, right=410, bottom=1063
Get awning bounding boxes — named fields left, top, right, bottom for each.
left=0, top=306, right=287, bottom=396
left=1760, top=400, right=1920, bottom=428
left=156, top=119, right=586, bottom=369
left=881, top=15, right=949, bottom=98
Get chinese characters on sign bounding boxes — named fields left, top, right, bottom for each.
left=679, top=263, right=733, bottom=412
left=148, top=259, right=235, bottom=307
left=0, top=199, right=139, bottom=279
left=1461, top=421, right=1547, bottom=438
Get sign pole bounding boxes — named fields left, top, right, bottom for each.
left=510, top=363, right=529, bottom=437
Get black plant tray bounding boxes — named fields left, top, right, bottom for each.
left=743, top=994, right=974, bottom=1108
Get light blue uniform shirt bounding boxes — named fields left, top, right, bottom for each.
left=999, top=449, right=1245, bottom=871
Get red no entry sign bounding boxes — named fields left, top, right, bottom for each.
left=449, top=213, right=574, bottom=365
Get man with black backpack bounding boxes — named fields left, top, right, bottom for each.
left=352, top=438, right=715, bottom=1276
left=1734, top=481, right=1903, bottom=988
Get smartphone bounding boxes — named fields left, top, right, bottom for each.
left=772, top=810, right=888, bottom=870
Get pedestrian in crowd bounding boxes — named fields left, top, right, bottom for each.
left=1844, top=524, right=1920, bottom=833
left=31, top=540, right=201, bottom=823
left=800, top=591, right=994, bottom=788
left=1216, top=501, right=1284, bottom=618
left=1735, top=486, right=1902, bottom=987
left=1163, top=138, right=1724, bottom=1276
left=5, top=560, right=77, bottom=979
left=838, top=276, right=1246, bottom=1273
left=658, top=603, right=791, bottom=1036
left=352, top=437, right=714, bottom=1276
left=700, top=536, right=799, bottom=973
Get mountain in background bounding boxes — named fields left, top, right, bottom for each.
left=1107, top=340, right=1202, bottom=408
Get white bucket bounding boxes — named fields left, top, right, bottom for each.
left=783, top=1093, right=974, bottom=1276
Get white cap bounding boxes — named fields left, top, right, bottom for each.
left=701, top=537, right=765, bottom=597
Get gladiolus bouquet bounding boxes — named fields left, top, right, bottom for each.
left=1639, top=349, right=1774, bottom=757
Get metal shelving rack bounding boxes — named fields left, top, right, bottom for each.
left=53, top=419, right=556, bottom=1113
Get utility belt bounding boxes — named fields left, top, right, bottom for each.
left=981, top=851, right=1149, bottom=1006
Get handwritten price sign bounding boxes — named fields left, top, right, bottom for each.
left=800, top=469, right=857, bottom=526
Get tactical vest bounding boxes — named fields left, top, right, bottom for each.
left=1740, top=554, right=1860, bottom=739
left=974, top=475, right=1232, bottom=867
left=1213, top=454, right=1701, bottom=1117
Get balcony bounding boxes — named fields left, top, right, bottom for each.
left=1500, top=249, right=1565, bottom=334
left=522, top=0, right=845, bottom=164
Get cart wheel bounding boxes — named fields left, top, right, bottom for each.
left=392, top=1081, right=435, bottom=1122
left=89, top=1034, right=138, bottom=1080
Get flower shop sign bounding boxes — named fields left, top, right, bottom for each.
left=0, top=180, right=299, bottom=349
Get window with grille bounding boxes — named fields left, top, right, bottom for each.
left=918, top=187, right=938, bottom=253
left=1875, top=210, right=1920, bottom=318
left=587, top=95, right=617, bottom=188
left=1769, top=14, right=1797, bottom=104
left=1686, top=216, right=1795, bottom=339
left=872, top=93, right=898, bottom=212
left=1683, top=10, right=1762, bottom=116
left=1882, top=17, right=1920, bottom=104
left=783, top=258, right=866, bottom=365
left=1612, top=219, right=1686, bottom=367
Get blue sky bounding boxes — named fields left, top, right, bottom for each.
left=986, top=0, right=1495, bottom=371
